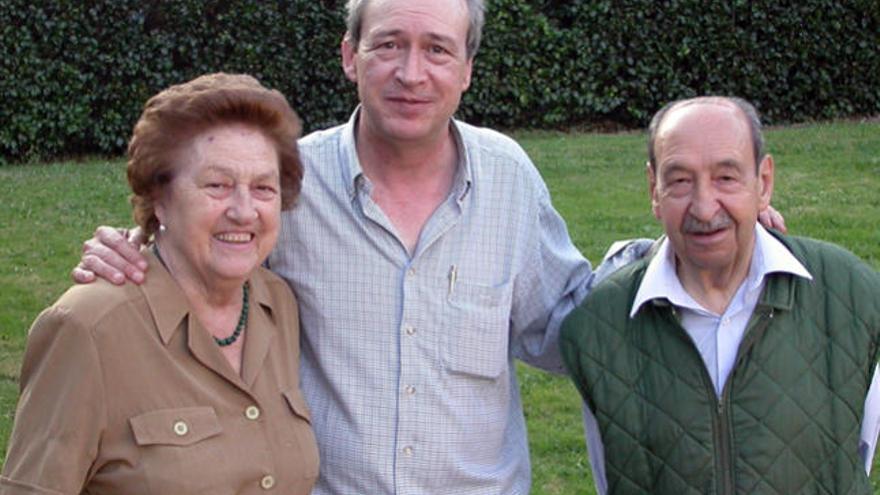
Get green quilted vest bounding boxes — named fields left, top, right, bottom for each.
left=561, top=233, right=880, bottom=494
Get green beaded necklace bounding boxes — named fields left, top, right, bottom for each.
left=215, top=282, right=248, bottom=347
left=152, top=243, right=249, bottom=347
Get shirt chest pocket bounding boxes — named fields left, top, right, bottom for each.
left=129, top=406, right=229, bottom=492
left=443, top=281, right=513, bottom=379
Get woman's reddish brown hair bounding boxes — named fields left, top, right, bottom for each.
left=127, top=73, right=303, bottom=237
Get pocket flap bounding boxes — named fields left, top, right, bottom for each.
left=282, top=390, right=312, bottom=423
left=129, top=406, right=222, bottom=447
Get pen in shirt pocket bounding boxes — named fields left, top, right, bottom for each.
left=448, top=265, right=457, bottom=296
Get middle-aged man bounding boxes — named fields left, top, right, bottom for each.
left=560, top=96, right=880, bottom=494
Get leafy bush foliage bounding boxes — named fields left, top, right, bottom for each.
left=2, top=0, right=878, bottom=162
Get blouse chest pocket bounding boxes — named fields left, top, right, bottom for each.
left=130, top=406, right=222, bottom=447
left=128, top=406, right=229, bottom=492
left=443, top=281, right=513, bottom=379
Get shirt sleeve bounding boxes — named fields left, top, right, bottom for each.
left=507, top=166, right=657, bottom=374
left=859, top=363, right=880, bottom=474
left=0, top=305, right=106, bottom=494
left=507, top=178, right=593, bottom=374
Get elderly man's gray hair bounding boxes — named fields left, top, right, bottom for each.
left=647, top=96, right=766, bottom=172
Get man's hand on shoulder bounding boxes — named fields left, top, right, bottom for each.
left=759, top=205, right=787, bottom=234
left=71, top=226, right=149, bottom=285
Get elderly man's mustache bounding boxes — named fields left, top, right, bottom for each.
left=682, top=211, right=733, bottom=233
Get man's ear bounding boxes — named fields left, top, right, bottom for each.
left=341, top=34, right=358, bottom=83
left=757, top=154, right=774, bottom=210
left=647, top=162, right=660, bottom=219
left=461, top=57, right=474, bottom=92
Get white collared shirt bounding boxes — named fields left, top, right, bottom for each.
left=583, top=225, right=880, bottom=494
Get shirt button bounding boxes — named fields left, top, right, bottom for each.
left=402, top=446, right=413, bottom=457
left=173, top=420, right=188, bottom=436
left=405, top=385, right=416, bottom=395
left=260, top=475, right=275, bottom=490
left=407, top=268, right=416, bottom=277
left=404, top=325, right=416, bottom=336
left=245, top=405, right=261, bottom=421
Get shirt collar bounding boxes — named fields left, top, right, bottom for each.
left=630, top=224, right=812, bottom=317
left=339, top=106, right=473, bottom=202
left=141, top=248, right=277, bottom=345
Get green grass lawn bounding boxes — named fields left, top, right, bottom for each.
left=1, top=121, right=878, bottom=491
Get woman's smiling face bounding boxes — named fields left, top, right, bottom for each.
left=154, top=123, right=281, bottom=289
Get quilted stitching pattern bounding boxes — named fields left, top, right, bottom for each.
left=560, top=235, right=880, bottom=495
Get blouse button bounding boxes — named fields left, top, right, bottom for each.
left=245, top=405, right=261, bottom=421
left=260, top=475, right=276, bottom=490
left=172, top=420, right=188, bottom=436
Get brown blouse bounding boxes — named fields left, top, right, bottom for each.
left=0, top=250, right=318, bottom=494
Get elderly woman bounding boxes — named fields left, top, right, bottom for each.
left=0, top=73, right=318, bottom=493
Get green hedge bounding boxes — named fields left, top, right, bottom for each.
left=2, top=0, right=878, bottom=162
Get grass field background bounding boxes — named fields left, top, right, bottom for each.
left=1, top=120, right=878, bottom=492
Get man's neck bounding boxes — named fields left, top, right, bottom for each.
left=354, top=122, right=459, bottom=253
left=675, top=247, right=754, bottom=315
left=355, top=122, right=457, bottom=182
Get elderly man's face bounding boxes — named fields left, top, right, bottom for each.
left=649, top=101, right=774, bottom=279
left=341, top=0, right=473, bottom=147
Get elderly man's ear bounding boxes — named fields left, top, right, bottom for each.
left=646, top=162, right=659, bottom=220
left=758, top=154, right=775, bottom=211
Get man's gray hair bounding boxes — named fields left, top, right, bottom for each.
left=345, top=0, right=485, bottom=59
left=647, top=96, right=766, bottom=172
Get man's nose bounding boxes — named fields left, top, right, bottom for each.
left=396, top=48, right=427, bottom=86
left=688, top=182, right=721, bottom=221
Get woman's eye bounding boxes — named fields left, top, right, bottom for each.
left=253, top=184, right=279, bottom=199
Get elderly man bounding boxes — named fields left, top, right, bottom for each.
left=560, top=96, right=880, bottom=494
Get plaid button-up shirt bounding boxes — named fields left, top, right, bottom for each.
left=268, top=109, right=594, bottom=494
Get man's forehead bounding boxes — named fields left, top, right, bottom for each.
left=362, top=0, right=469, bottom=37
left=659, top=99, right=746, bottom=136
left=655, top=100, right=752, bottom=161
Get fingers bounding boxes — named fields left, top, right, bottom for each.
left=77, top=226, right=149, bottom=285
left=128, top=226, right=148, bottom=247
left=770, top=207, right=787, bottom=234
left=758, top=205, right=788, bottom=234
left=93, top=226, right=149, bottom=271
left=70, top=263, right=96, bottom=284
